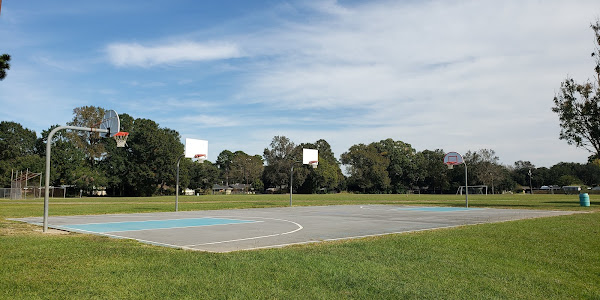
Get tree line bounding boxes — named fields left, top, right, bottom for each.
left=2, top=106, right=599, bottom=196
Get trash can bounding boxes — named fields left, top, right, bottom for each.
left=579, top=193, right=590, bottom=207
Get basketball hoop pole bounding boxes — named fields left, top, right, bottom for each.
left=444, top=152, right=468, bottom=208
left=175, top=154, right=185, bottom=212
left=464, top=162, right=469, bottom=208
left=43, top=125, right=110, bottom=233
left=290, top=162, right=298, bottom=207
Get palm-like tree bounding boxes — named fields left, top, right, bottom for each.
left=0, top=54, right=10, bottom=80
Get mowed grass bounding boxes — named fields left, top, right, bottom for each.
left=1, top=193, right=597, bottom=218
left=1, top=194, right=599, bottom=299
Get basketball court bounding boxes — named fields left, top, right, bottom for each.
left=13, top=205, right=577, bottom=252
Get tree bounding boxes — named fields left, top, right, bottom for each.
left=557, top=174, right=583, bottom=187
left=0, top=122, right=43, bottom=187
left=373, top=139, right=419, bottom=193
left=549, top=161, right=600, bottom=187
left=67, top=106, right=107, bottom=167
left=122, top=118, right=183, bottom=196
left=229, top=152, right=264, bottom=189
left=188, top=160, right=220, bottom=193
left=71, top=166, right=108, bottom=193
left=297, top=139, right=345, bottom=193
left=38, top=125, right=87, bottom=187
left=263, top=136, right=301, bottom=191
left=511, top=160, right=536, bottom=187
left=419, top=149, right=449, bottom=194
left=0, top=121, right=38, bottom=160
left=100, top=113, right=134, bottom=196
left=0, top=54, right=10, bottom=80
left=552, top=20, right=600, bottom=159
left=464, top=149, right=504, bottom=192
left=216, top=150, right=235, bottom=186
left=341, top=143, right=390, bottom=193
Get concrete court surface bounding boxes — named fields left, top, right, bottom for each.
left=13, top=205, right=578, bottom=253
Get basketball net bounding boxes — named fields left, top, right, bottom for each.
left=113, top=132, right=129, bottom=147
left=309, top=161, right=318, bottom=169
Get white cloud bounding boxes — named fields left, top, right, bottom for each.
left=5, top=0, right=596, bottom=167
left=106, top=41, right=241, bottom=67
left=172, top=115, right=240, bottom=128
left=227, top=0, right=597, bottom=166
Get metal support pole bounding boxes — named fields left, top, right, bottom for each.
left=44, top=125, right=108, bottom=232
left=290, top=164, right=294, bottom=207
left=529, top=169, right=534, bottom=195
left=25, top=168, right=29, bottom=199
left=464, top=163, right=469, bottom=208
left=175, top=154, right=185, bottom=212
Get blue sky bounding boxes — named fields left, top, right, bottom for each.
left=0, top=0, right=598, bottom=167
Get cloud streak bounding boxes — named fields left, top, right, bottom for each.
left=106, top=41, right=241, bottom=67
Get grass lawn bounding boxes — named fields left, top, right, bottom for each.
left=1, top=194, right=599, bottom=299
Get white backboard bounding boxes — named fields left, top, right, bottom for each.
left=185, top=138, right=208, bottom=160
left=99, top=110, right=120, bottom=137
left=302, top=148, right=318, bottom=165
left=443, top=152, right=464, bottom=165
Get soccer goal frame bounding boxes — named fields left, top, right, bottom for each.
left=456, top=185, right=488, bottom=195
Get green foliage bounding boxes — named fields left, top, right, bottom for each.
left=309, top=158, right=344, bottom=193
left=40, top=125, right=88, bottom=186
left=341, top=143, right=390, bottom=193
left=0, top=122, right=42, bottom=187
left=552, top=20, right=600, bottom=157
left=374, top=138, right=420, bottom=193
left=71, top=166, right=108, bottom=192
left=557, top=174, right=583, bottom=187
left=100, top=113, right=133, bottom=196
left=262, top=136, right=301, bottom=191
left=343, top=139, right=435, bottom=194
left=0, top=53, right=10, bottom=80
left=5, top=102, right=600, bottom=196
left=66, top=106, right=106, bottom=167
left=229, top=152, right=264, bottom=186
left=419, top=149, right=449, bottom=193
left=251, top=178, right=264, bottom=192
left=124, top=118, right=183, bottom=196
left=298, top=139, right=344, bottom=193
left=216, top=150, right=235, bottom=185
left=0, top=155, right=44, bottom=188
left=0, top=121, right=37, bottom=160
left=188, top=160, right=220, bottom=192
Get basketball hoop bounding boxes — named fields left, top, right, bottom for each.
left=113, top=131, right=129, bottom=147
left=194, top=154, right=207, bottom=163
left=309, top=161, right=318, bottom=169
left=443, top=152, right=464, bottom=169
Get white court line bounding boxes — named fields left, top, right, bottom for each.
left=184, top=216, right=303, bottom=247
left=61, top=221, right=264, bottom=233
left=54, top=217, right=256, bottom=226
left=52, top=215, right=304, bottom=250
left=48, top=226, right=194, bottom=250
left=224, top=212, right=581, bottom=253
left=359, top=205, right=487, bottom=212
left=213, top=224, right=462, bottom=253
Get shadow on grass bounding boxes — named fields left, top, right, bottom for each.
left=544, top=201, right=598, bottom=205
left=466, top=203, right=542, bottom=207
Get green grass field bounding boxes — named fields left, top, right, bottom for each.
left=1, top=194, right=599, bottom=299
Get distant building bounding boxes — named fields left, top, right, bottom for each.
left=562, top=186, right=581, bottom=194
